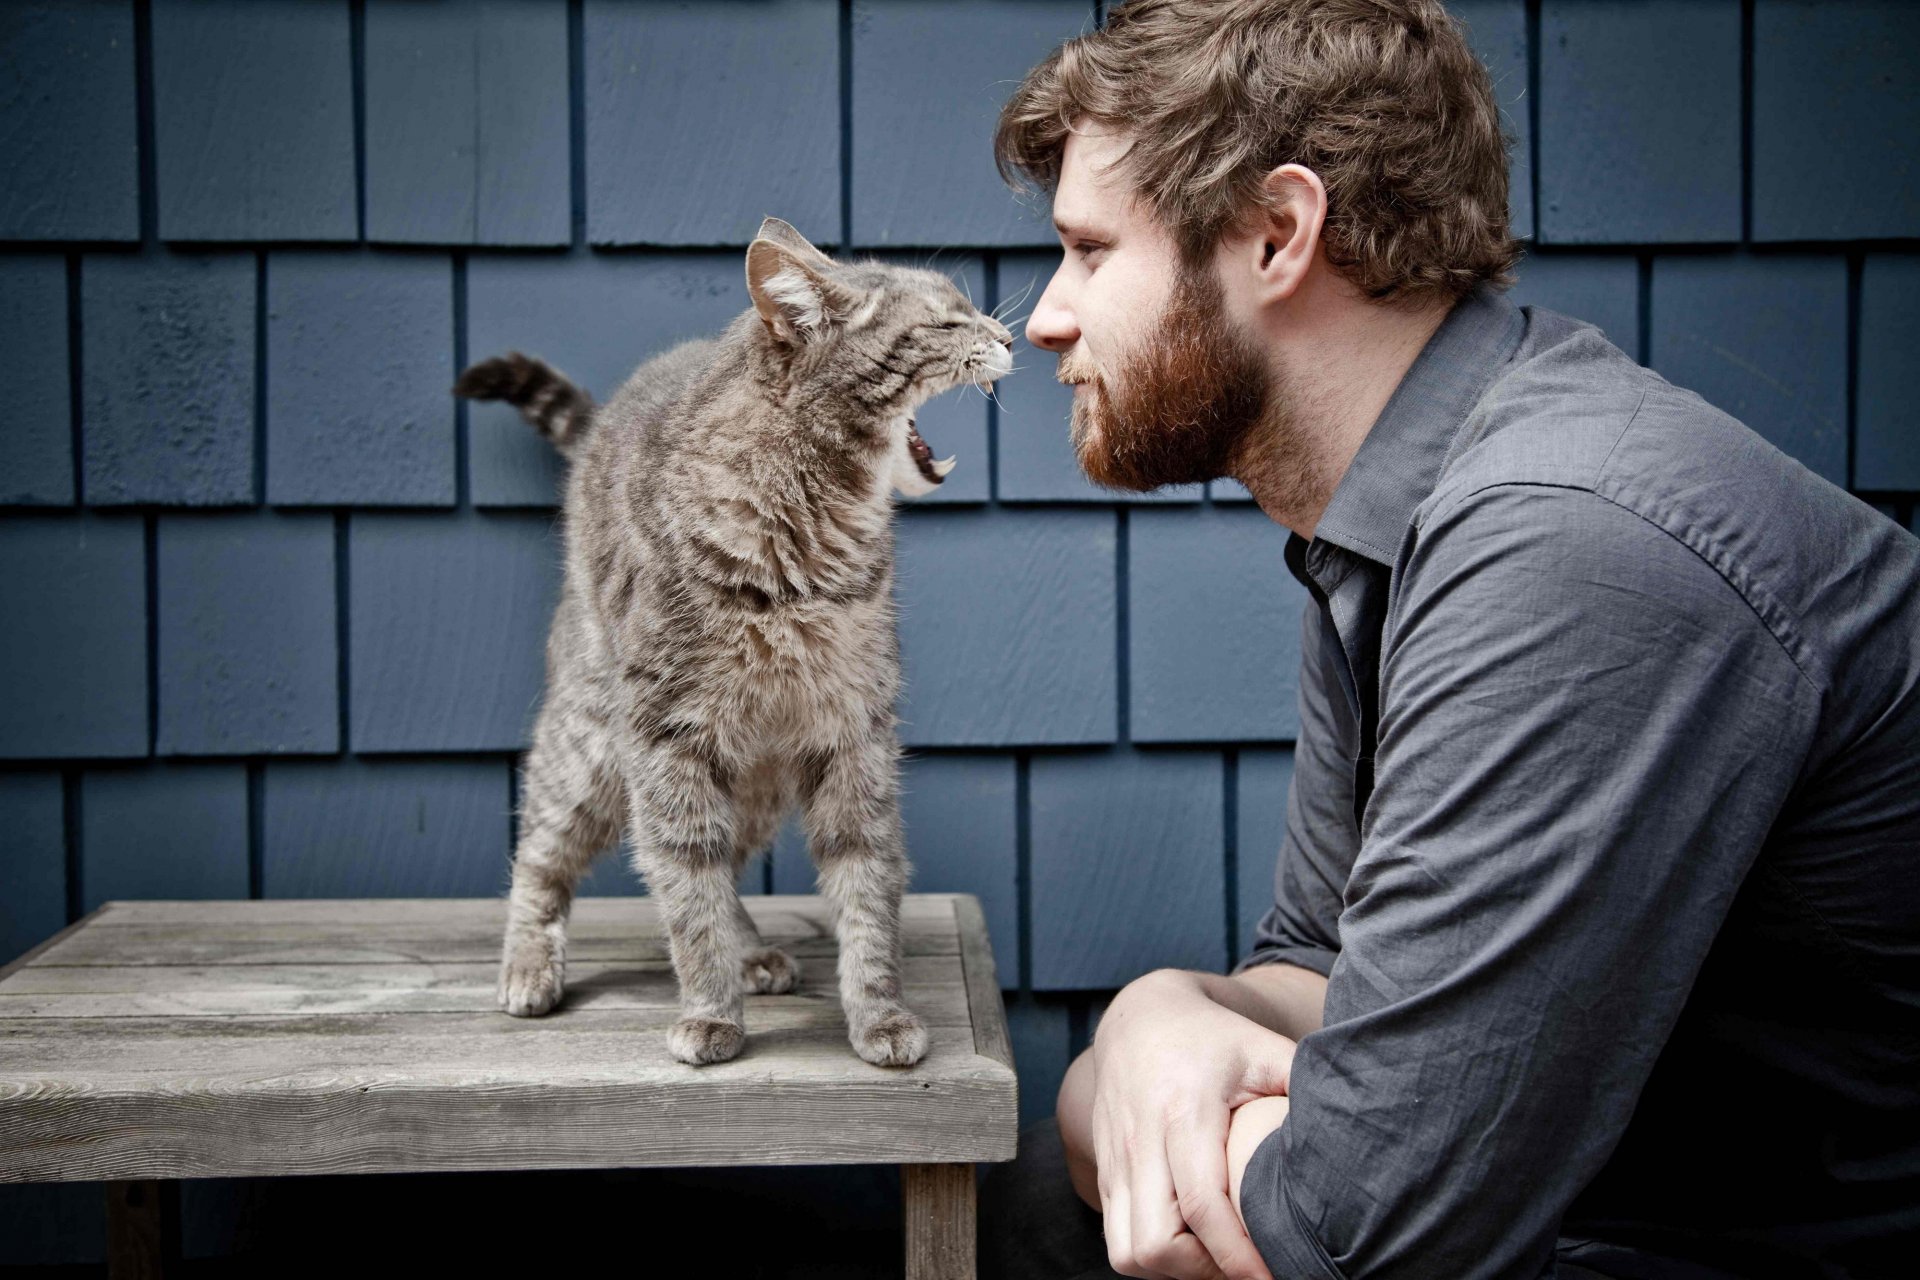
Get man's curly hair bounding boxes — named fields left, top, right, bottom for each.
left=994, top=0, right=1522, bottom=310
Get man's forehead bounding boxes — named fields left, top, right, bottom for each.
left=1053, top=126, right=1138, bottom=235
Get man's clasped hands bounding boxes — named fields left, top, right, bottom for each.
left=1063, top=963, right=1329, bottom=1280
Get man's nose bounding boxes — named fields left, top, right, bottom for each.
left=1025, top=297, right=1078, bottom=353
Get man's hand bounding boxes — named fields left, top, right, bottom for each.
left=1090, top=968, right=1297, bottom=1280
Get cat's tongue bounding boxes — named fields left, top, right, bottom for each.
left=906, top=417, right=956, bottom=484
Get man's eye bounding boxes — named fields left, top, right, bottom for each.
left=1073, top=242, right=1104, bottom=258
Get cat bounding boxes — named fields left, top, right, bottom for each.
left=455, top=217, right=1014, bottom=1067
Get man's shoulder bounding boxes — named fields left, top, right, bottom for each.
left=1429, top=312, right=1734, bottom=510
left=1423, top=306, right=1855, bottom=553
left=1411, top=304, right=1920, bottom=691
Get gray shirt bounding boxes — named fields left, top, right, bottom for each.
left=1233, top=283, right=1920, bottom=1279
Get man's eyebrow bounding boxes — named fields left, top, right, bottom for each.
left=1051, top=214, right=1107, bottom=239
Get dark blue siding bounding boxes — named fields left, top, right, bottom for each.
left=583, top=0, right=840, bottom=247
left=464, top=251, right=745, bottom=507
left=261, top=756, right=512, bottom=897
left=1129, top=506, right=1304, bottom=744
left=895, top=507, right=1116, bottom=747
left=1029, top=748, right=1226, bottom=989
left=81, top=249, right=256, bottom=506
left=0, top=0, right=138, bottom=241
left=0, top=254, right=75, bottom=504
left=150, top=0, right=357, bottom=242
left=1450, top=1, right=1533, bottom=242
left=79, top=762, right=249, bottom=910
left=1752, top=1, right=1920, bottom=242
left=0, top=771, right=66, bottom=963
left=849, top=0, right=1086, bottom=248
left=1650, top=253, right=1849, bottom=485
left=155, top=512, right=338, bottom=756
left=363, top=0, right=571, bottom=247
left=0, top=513, right=147, bottom=759
left=1236, top=748, right=1294, bottom=956
left=1511, top=252, right=1641, bottom=358
left=1005, top=997, right=1073, bottom=1126
left=1537, top=1, right=1742, bottom=244
left=1856, top=254, right=1920, bottom=491
left=896, top=753, right=1021, bottom=979
left=348, top=512, right=561, bottom=753
left=265, top=250, right=456, bottom=507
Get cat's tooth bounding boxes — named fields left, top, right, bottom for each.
left=931, top=456, right=957, bottom=478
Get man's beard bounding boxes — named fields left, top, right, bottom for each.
left=1067, top=262, right=1281, bottom=494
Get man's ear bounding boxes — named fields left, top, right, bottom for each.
left=1246, top=163, right=1326, bottom=304
left=754, top=215, right=832, bottom=267
left=746, top=238, right=851, bottom=345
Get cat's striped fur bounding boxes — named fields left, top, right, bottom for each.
left=459, top=217, right=1013, bottom=1066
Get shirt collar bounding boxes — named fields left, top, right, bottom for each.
left=1308, top=282, right=1528, bottom=568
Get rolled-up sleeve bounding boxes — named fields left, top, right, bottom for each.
left=1234, top=591, right=1363, bottom=980
left=1238, top=483, right=1817, bottom=1278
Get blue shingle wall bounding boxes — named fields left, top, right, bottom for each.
left=264, top=250, right=457, bottom=507
left=0, top=254, right=74, bottom=504
left=363, top=0, right=572, bottom=248
left=0, top=1, right=139, bottom=242
left=1, top=0, right=1914, bottom=1267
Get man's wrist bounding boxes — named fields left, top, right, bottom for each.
left=1103, top=964, right=1323, bottom=1041
left=1219, top=961, right=1328, bottom=1042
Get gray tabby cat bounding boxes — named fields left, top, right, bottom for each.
left=455, top=217, right=1014, bottom=1067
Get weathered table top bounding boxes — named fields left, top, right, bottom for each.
left=0, top=893, right=1016, bottom=1183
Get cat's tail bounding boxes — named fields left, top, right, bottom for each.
left=452, top=352, right=596, bottom=458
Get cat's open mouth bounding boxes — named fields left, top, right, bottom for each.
left=906, top=416, right=955, bottom=485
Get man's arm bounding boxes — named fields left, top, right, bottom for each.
left=1232, top=580, right=1364, bottom=990
left=1197, top=961, right=1328, bottom=1043
left=1236, top=483, right=1818, bottom=1279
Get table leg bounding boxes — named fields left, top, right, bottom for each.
left=903, top=1162, right=976, bottom=1279
left=106, top=1179, right=178, bottom=1280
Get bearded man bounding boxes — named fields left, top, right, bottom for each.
left=981, top=3, right=1920, bottom=1279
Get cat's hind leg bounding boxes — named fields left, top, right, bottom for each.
left=801, top=733, right=928, bottom=1068
left=498, top=654, right=627, bottom=1017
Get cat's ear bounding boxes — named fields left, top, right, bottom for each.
left=746, top=239, right=852, bottom=345
left=754, top=216, right=831, bottom=266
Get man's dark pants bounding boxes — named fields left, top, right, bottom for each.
left=981, top=1119, right=1122, bottom=1280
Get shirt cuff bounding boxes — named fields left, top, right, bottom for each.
left=1240, top=1122, right=1346, bottom=1279
left=1229, top=942, right=1337, bottom=980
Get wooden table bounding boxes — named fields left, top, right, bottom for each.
left=0, top=893, right=1017, bottom=1279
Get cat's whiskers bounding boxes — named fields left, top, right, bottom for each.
left=991, top=277, right=1037, bottom=323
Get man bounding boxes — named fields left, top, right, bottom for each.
left=981, top=2, right=1920, bottom=1278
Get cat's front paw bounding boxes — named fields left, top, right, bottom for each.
left=742, top=947, right=801, bottom=994
left=852, top=1008, right=928, bottom=1067
left=498, top=938, right=564, bottom=1017
left=669, top=1016, right=747, bottom=1065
